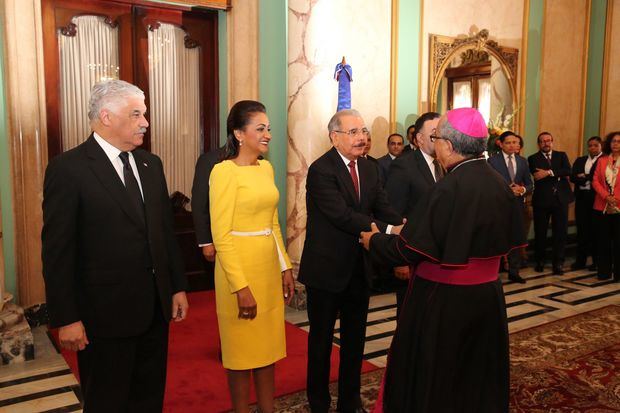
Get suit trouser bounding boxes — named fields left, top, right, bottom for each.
left=533, top=199, right=569, bottom=266
left=574, top=190, right=596, bottom=265
left=595, top=211, right=620, bottom=279
left=306, top=270, right=370, bottom=412
left=77, top=296, right=168, bottom=413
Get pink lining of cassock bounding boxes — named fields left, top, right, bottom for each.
left=414, top=257, right=500, bottom=285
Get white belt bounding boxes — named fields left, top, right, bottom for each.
left=231, top=228, right=272, bottom=236
left=229, top=228, right=287, bottom=271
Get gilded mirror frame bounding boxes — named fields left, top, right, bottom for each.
left=429, top=29, right=519, bottom=127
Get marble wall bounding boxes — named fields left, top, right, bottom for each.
left=601, top=0, right=620, bottom=136
left=286, top=0, right=392, bottom=264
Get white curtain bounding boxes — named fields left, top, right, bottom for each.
left=148, top=23, right=201, bottom=198
left=58, top=15, right=119, bottom=151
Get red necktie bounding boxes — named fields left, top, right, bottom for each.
left=348, top=160, right=360, bottom=200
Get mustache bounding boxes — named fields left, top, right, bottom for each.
left=352, top=143, right=366, bottom=148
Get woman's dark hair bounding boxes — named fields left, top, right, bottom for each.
left=602, top=131, right=620, bottom=155
left=587, top=135, right=602, bottom=144
left=222, top=100, right=266, bottom=160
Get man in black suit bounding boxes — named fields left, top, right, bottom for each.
left=298, top=109, right=402, bottom=413
left=401, top=123, right=417, bottom=153
left=488, top=132, right=533, bottom=283
left=383, top=112, right=441, bottom=315
left=191, top=146, right=226, bottom=262
left=528, top=132, right=574, bottom=275
left=42, top=80, right=188, bottom=412
left=377, top=133, right=404, bottom=182
left=570, top=136, right=603, bottom=270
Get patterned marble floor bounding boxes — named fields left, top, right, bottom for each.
left=285, top=266, right=620, bottom=368
left=0, top=266, right=618, bottom=412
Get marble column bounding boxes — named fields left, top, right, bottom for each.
left=3, top=1, right=48, bottom=308
left=226, top=0, right=259, bottom=105
left=286, top=0, right=392, bottom=270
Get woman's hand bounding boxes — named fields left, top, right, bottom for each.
left=282, top=269, right=295, bottom=306
left=236, top=286, right=257, bottom=320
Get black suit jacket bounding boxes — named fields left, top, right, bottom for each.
left=570, top=155, right=600, bottom=198
left=377, top=154, right=393, bottom=183
left=42, top=135, right=187, bottom=338
left=528, top=150, right=574, bottom=207
left=298, top=147, right=401, bottom=292
left=191, top=147, right=225, bottom=245
left=384, top=149, right=435, bottom=216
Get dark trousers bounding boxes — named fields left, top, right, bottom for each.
left=595, top=211, right=620, bottom=279
left=306, top=273, right=370, bottom=412
left=77, top=298, right=169, bottom=413
left=574, top=190, right=597, bottom=265
left=533, top=199, right=569, bottom=266
left=395, top=278, right=408, bottom=319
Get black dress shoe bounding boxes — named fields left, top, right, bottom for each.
left=553, top=266, right=564, bottom=275
left=508, top=274, right=526, bottom=284
left=534, top=263, right=544, bottom=272
left=597, top=273, right=611, bottom=281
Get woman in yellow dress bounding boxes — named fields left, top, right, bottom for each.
left=209, top=100, right=295, bottom=413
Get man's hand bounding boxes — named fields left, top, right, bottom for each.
left=201, top=244, right=216, bottom=262
left=282, top=269, right=295, bottom=306
left=172, top=291, right=189, bottom=322
left=236, top=286, right=257, bottom=320
left=58, top=321, right=89, bottom=352
left=394, top=266, right=410, bottom=280
left=510, top=183, right=525, bottom=196
left=606, top=195, right=618, bottom=206
left=360, top=222, right=380, bottom=250
left=533, top=168, right=551, bottom=181
left=390, top=218, right=407, bottom=235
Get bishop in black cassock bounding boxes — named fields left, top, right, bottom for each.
left=361, top=108, right=525, bottom=413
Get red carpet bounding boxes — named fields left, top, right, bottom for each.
left=50, top=290, right=378, bottom=412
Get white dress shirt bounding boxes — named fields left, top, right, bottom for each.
left=580, top=153, right=602, bottom=190
left=502, top=151, right=516, bottom=178
left=420, top=149, right=437, bottom=181
left=93, top=132, right=144, bottom=200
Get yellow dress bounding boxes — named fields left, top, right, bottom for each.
left=209, top=159, right=292, bottom=370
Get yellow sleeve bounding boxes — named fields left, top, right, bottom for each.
left=266, top=161, right=292, bottom=271
left=209, top=162, right=248, bottom=293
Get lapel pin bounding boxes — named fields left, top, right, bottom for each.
left=143, top=162, right=148, bottom=167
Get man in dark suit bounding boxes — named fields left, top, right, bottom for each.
left=191, top=146, right=226, bottom=262
left=376, top=133, right=404, bottom=182
left=298, top=109, right=402, bottom=413
left=488, top=131, right=533, bottom=283
left=383, top=112, right=441, bottom=315
left=570, top=136, right=603, bottom=270
left=42, top=80, right=188, bottom=412
left=528, top=132, right=574, bottom=275
left=401, top=123, right=417, bottom=153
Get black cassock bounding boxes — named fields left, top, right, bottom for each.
left=370, top=158, right=525, bottom=413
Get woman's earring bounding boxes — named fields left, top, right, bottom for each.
left=239, top=140, right=244, bottom=146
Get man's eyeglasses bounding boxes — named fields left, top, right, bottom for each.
left=334, top=128, right=370, bottom=137
left=429, top=134, right=447, bottom=143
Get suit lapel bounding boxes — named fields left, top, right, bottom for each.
left=494, top=154, right=511, bottom=182
left=328, top=148, right=360, bottom=206
left=358, top=158, right=372, bottom=209
left=85, top=135, right=146, bottom=231
left=414, top=150, right=435, bottom=185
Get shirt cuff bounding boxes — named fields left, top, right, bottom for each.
left=549, top=170, right=554, bottom=177
left=198, top=243, right=213, bottom=247
left=386, top=224, right=393, bottom=234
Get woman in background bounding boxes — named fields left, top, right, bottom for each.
left=210, top=100, right=295, bottom=413
left=592, top=131, right=620, bottom=281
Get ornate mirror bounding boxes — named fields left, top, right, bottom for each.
left=429, top=29, right=518, bottom=131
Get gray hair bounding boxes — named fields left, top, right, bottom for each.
left=88, top=80, right=145, bottom=121
left=327, top=109, right=363, bottom=133
left=439, top=120, right=487, bottom=156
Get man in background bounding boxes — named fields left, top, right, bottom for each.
left=377, top=133, right=404, bottom=182
left=528, top=132, right=574, bottom=275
